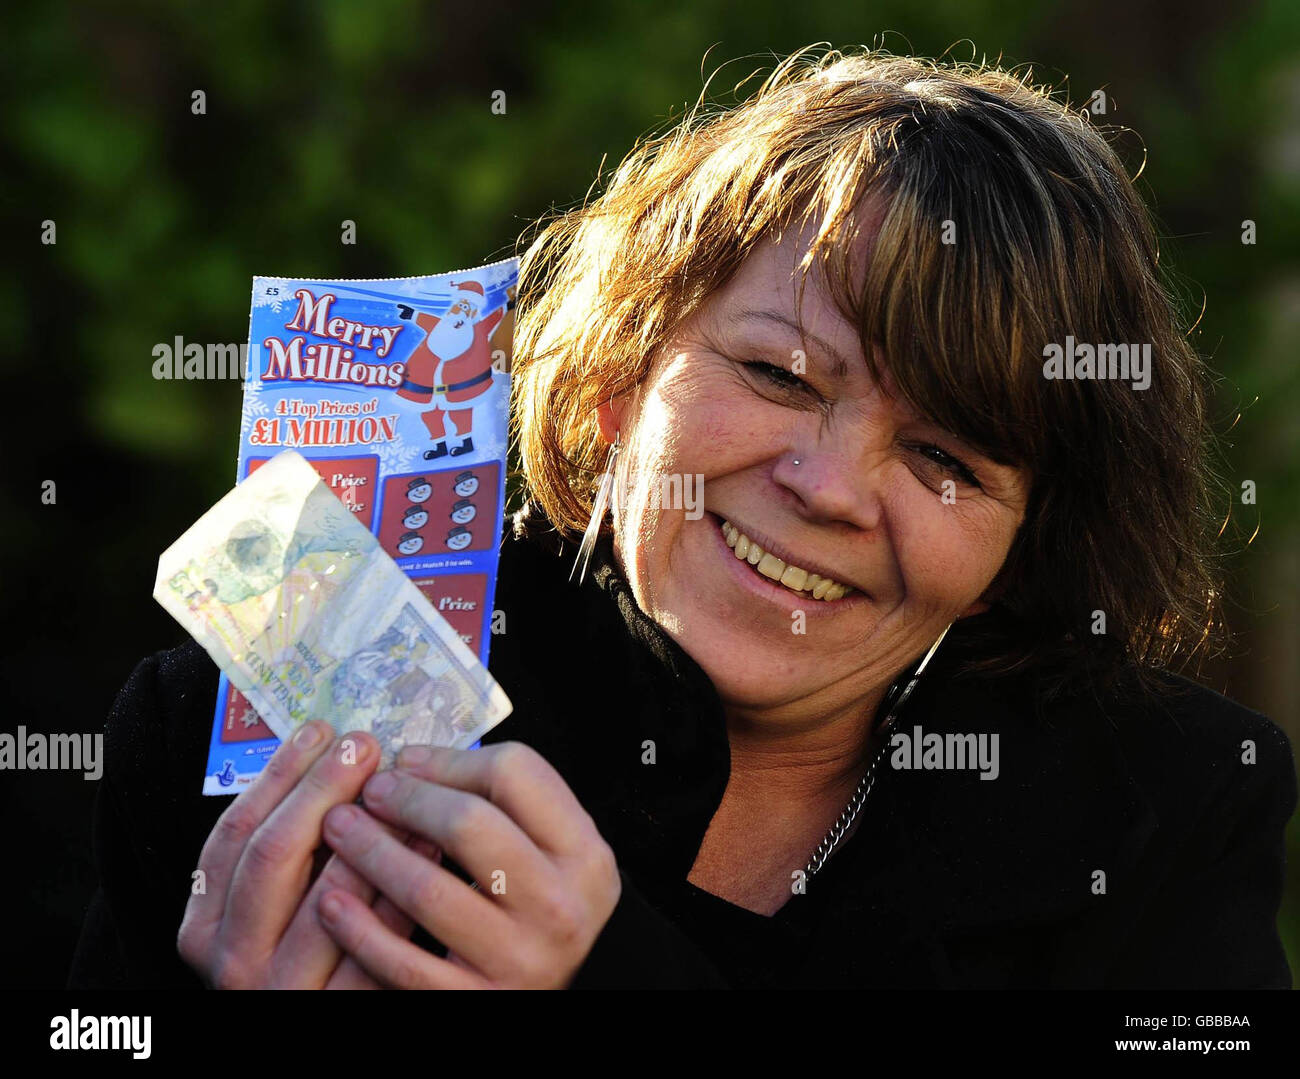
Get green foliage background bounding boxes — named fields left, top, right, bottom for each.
left=2, top=0, right=1296, bottom=985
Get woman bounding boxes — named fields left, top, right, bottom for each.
left=71, top=46, right=1295, bottom=989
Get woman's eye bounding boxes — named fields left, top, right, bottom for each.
left=740, top=360, right=811, bottom=393
left=911, top=443, right=981, bottom=488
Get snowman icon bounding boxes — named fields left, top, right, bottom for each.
left=396, top=532, right=425, bottom=556
left=406, top=477, right=433, bottom=503
left=452, top=471, right=479, bottom=498
left=402, top=504, right=429, bottom=530
left=450, top=499, right=477, bottom=525
left=446, top=525, right=473, bottom=552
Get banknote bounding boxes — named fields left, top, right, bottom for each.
left=154, top=449, right=512, bottom=764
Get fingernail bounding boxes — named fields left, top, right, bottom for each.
left=397, top=746, right=433, bottom=767
left=294, top=722, right=325, bottom=748
left=365, top=771, right=398, bottom=801
left=336, top=734, right=372, bottom=764
left=324, top=804, right=359, bottom=838
left=319, top=891, right=344, bottom=922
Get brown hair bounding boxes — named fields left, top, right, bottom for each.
left=510, top=44, right=1231, bottom=702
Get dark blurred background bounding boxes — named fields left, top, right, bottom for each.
left=1, top=0, right=1296, bottom=988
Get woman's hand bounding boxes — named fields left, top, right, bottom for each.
left=318, top=741, right=622, bottom=988
left=177, top=721, right=420, bottom=989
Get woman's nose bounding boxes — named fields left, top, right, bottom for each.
left=771, top=442, right=887, bottom=532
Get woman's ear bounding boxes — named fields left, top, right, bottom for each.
left=960, top=578, right=1009, bottom=619
left=595, top=397, right=619, bottom=444
left=595, top=387, right=637, bottom=444
left=962, top=540, right=1023, bottom=620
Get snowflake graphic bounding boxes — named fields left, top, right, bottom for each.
left=377, top=440, right=419, bottom=473
left=239, top=393, right=269, bottom=437
left=252, top=280, right=291, bottom=312
left=472, top=427, right=507, bottom=464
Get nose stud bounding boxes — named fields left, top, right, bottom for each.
left=792, top=458, right=801, bottom=467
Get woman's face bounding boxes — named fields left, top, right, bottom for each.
left=608, top=220, right=1031, bottom=720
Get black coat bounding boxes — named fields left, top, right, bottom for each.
left=69, top=509, right=1296, bottom=989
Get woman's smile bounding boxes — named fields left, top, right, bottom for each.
left=718, top=515, right=857, bottom=600
left=703, top=511, right=872, bottom=616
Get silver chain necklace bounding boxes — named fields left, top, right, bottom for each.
left=804, top=731, right=893, bottom=876
left=803, top=624, right=952, bottom=878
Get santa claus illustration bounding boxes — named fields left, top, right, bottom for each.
left=395, top=280, right=514, bottom=459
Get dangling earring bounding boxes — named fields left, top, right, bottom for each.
left=874, top=620, right=954, bottom=735
left=569, top=432, right=621, bottom=585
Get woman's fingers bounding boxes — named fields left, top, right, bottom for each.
left=318, top=889, right=487, bottom=989
left=323, top=837, right=437, bottom=989
left=358, top=765, right=552, bottom=898
left=322, top=745, right=621, bottom=989
left=367, top=835, right=438, bottom=940
left=322, top=901, right=412, bottom=989
left=391, top=742, right=599, bottom=856
left=271, top=823, right=401, bottom=987
left=323, top=958, right=383, bottom=990
left=323, top=803, right=518, bottom=977
left=178, top=720, right=335, bottom=971
left=218, top=730, right=381, bottom=966
left=182, top=728, right=609, bottom=989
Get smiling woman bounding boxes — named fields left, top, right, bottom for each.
left=506, top=43, right=1294, bottom=971
left=72, top=44, right=1295, bottom=991
left=517, top=51, right=1222, bottom=709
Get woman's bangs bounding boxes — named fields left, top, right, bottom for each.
left=805, top=176, right=1043, bottom=469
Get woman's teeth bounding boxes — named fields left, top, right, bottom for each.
left=719, top=520, right=854, bottom=601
